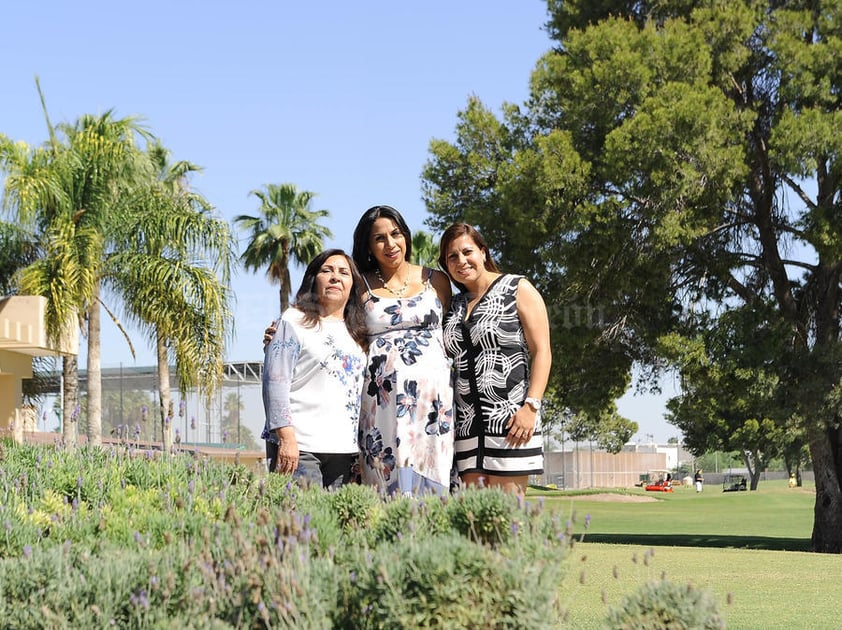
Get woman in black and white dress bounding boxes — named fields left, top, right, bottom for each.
left=440, top=223, right=552, bottom=497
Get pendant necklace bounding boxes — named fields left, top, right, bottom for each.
left=375, top=268, right=409, bottom=297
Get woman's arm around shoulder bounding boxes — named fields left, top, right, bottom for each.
left=429, top=268, right=453, bottom=313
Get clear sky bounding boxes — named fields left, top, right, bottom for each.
left=2, top=0, right=678, bottom=442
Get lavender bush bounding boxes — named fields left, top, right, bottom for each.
left=0, top=440, right=571, bottom=628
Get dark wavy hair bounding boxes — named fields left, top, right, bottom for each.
left=293, top=249, right=368, bottom=351
left=351, top=205, right=413, bottom=273
left=438, top=223, right=500, bottom=293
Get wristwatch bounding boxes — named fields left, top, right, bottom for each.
left=524, top=397, right=542, bottom=412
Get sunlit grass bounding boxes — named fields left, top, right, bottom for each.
left=530, top=480, right=842, bottom=629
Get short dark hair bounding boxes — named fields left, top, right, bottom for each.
left=438, top=223, right=499, bottom=292
left=293, top=249, right=368, bottom=351
left=351, top=205, right=413, bottom=273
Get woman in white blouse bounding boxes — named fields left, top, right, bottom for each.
left=262, top=249, right=368, bottom=488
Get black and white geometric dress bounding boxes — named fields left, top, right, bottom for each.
left=442, top=274, right=544, bottom=476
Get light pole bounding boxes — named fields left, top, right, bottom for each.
left=676, top=437, right=681, bottom=474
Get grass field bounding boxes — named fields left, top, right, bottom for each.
left=530, top=480, right=842, bottom=629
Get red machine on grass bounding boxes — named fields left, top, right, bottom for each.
left=637, top=469, right=675, bottom=492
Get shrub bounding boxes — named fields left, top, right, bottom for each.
left=605, top=579, right=725, bottom=629
left=0, top=442, right=591, bottom=628
left=446, top=486, right=518, bottom=547
left=338, top=532, right=565, bottom=629
left=373, top=494, right=453, bottom=545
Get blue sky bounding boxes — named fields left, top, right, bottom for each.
left=2, top=1, right=677, bottom=441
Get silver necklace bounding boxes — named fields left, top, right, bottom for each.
left=375, top=268, right=409, bottom=297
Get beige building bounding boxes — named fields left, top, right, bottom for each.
left=0, top=296, right=78, bottom=442
left=543, top=448, right=669, bottom=489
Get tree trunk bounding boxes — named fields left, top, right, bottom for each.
left=809, top=425, right=842, bottom=552
left=62, top=355, right=78, bottom=447
left=157, top=332, right=173, bottom=453
left=280, top=286, right=288, bottom=315
left=86, top=285, right=102, bottom=446
left=742, top=450, right=762, bottom=491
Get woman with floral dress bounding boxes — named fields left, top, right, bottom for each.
left=351, top=205, right=454, bottom=496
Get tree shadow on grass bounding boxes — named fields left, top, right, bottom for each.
left=581, top=533, right=812, bottom=552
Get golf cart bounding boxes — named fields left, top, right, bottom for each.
left=637, top=469, right=675, bottom=492
left=722, top=473, right=747, bottom=492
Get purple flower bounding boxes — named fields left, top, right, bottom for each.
left=130, top=589, right=150, bottom=609
left=23, top=545, right=32, bottom=558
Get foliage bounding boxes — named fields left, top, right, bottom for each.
left=605, top=579, right=724, bottom=630
left=658, top=302, right=804, bottom=489
left=410, top=229, right=439, bottom=268
left=338, top=532, right=565, bottom=629
left=422, top=0, right=842, bottom=552
left=0, top=441, right=753, bottom=627
left=0, top=220, right=38, bottom=294
left=220, top=392, right=259, bottom=449
left=0, top=442, right=583, bottom=628
left=2, top=101, right=233, bottom=451
left=445, top=485, right=520, bottom=547
left=235, top=183, right=333, bottom=314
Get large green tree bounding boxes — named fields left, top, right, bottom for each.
left=108, top=143, right=235, bottom=453
left=3, top=96, right=233, bottom=451
left=423, top=1, right=842, bottom=552
left=0, top=107, right=139, bottom=447
left=659, top=302, right=805, bottom=490
left=235, top=184, right=332, bottom=315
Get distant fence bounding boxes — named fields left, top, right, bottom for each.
left=27, top=362, right=266, bottom=448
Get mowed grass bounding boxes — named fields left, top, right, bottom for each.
left=531, top=480, right=842, bottom=629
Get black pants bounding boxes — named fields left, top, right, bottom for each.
left=294, top=452, right=356, bottom=490
left=265, top=440, right=278, bottom=473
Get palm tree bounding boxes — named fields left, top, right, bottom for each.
left=0, top=220, right=38, bottom=294
left=235, top=183, right=333, bottom=314
left=54, top=111, right=152, bottom=447
left=221, top=391, right=259, bottom=449
left=3, top=83, right=171, bottom=447
left=411, top=230, right=440, bottom=268
left=108, top=143, right=235, bottom=452
left=1, top=126, right=99, bottom=446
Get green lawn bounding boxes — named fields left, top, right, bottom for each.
left=530, top=481, right=842, bottom=629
